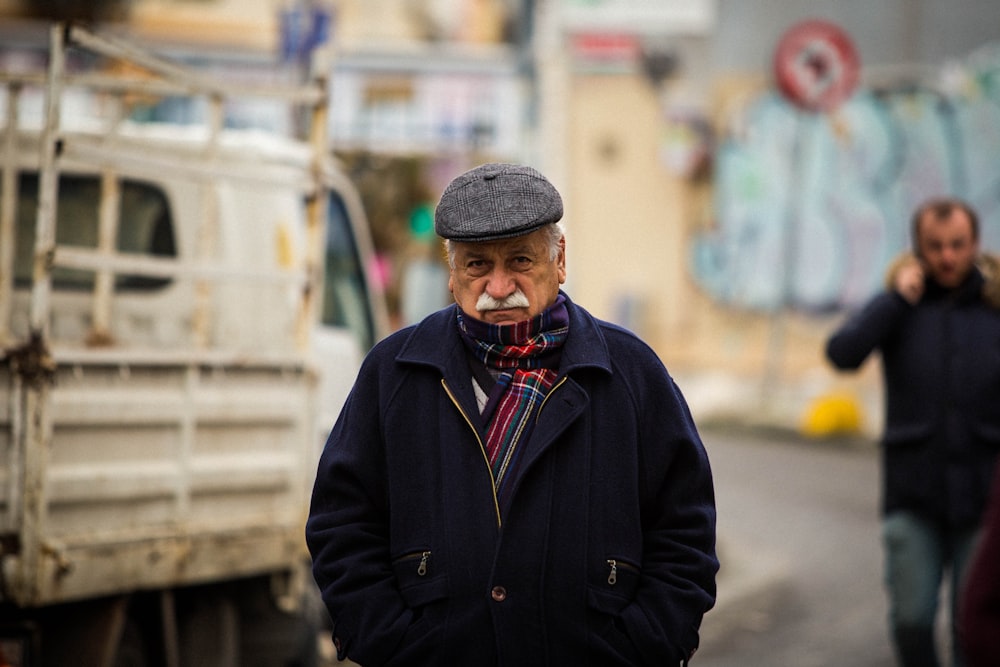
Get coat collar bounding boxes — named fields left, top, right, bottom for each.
left=395, top=291, right=613, bottom=378
left=395, top=293, right=607, bottom=486
left=924, top=266, right=985, bottom=305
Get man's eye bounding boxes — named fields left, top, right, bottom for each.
left=512, top=256, right=532, bottom=267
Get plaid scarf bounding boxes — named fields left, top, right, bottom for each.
left=457, top=296, right=569, bottom=513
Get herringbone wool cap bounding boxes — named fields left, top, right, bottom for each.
left=434, top=163, right=563, bottom=241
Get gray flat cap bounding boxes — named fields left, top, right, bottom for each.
left=434, top=163, right=563, bottom=242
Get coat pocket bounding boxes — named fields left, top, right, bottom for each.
left=387, top=549, right=451, bottom=666
left=586, top=557, right=643, bottom=665
left=392, top=549, right=448, bottom=607
left=588, top=557, right=640, bottom=612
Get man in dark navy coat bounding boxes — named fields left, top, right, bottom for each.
left=307, top=163, right=718, bottom=666
left=827, top=198, right=1000, bottom=667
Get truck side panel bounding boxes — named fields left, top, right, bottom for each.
left=2, top=359, right=315, bottom=606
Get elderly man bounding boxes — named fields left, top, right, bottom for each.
left=307, top=163, right=718, bottom=667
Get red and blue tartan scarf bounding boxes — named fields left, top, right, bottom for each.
left=457, top=295, right=569, bottom=513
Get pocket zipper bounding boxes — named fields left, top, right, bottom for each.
left=417, top=550, right=431, bottom=576
left=606, top=558, right=639, bottom=585
left=396, top=550, right=432, bottom=576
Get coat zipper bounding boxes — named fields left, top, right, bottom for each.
left=441, top=378, right=502, bottom=528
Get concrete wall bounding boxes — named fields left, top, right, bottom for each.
left=556, top=2, right=1000, bottom=439
left=562, top=73, right=879, bottom=436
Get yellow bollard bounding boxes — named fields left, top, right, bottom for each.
left=801, top=392, right=864, bottom=438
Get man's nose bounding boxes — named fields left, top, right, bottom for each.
left=485, top=268, right=515, bottom=297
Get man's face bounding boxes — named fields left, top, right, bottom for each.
left=916, top=209, right=979, bottom=288
left=448, top=228, right=566, bottom=325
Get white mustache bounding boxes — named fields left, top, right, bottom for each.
left=476, top=289, right=530, bottom=311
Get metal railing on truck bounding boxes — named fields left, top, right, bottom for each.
left=0, top=22, right=332, bottom=361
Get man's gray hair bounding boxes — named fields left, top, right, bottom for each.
left=445, top=222, right=565, bottom=269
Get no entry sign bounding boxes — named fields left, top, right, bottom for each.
left=774, top=20, right=860, bottom=112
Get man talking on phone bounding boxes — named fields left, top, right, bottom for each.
left=826, top=198, right=1000, bottom=667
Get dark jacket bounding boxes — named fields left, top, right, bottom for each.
left=825, top=266, right=1000, bottom=526
left=306, top=293, right=718, bottom=667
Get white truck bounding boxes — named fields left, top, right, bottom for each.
left=0, top=23, right=388, bottom=666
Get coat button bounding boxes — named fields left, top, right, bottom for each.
left=491, top=586, right=507, bottom=602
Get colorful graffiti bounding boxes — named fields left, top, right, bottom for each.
left=694, top=42, right=1000, bottom=312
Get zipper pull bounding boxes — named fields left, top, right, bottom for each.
left=607, top=559, right=617, bottom=585
left=418, top=551, right=431, bottom=576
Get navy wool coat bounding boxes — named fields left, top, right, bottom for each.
left=826, top=268, right=1000, bottom=527
left=306, top=293, right=718, bottom=667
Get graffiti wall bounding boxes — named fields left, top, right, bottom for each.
left=694, top=42, right=1000, bottom=312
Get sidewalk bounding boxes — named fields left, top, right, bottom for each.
left=696, top=422, right=877, bottom=646
left=700, top=536, right=792, bottom=646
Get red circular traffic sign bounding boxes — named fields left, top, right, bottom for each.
left=774, top=20, right=860, bottom=112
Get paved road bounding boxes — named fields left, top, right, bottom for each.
left=695, top=427, right=901, bottom=667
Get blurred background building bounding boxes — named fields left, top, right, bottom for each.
left=3, top=0, right=1000, bottom=439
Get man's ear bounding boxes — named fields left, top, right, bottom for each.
left=558, top=238, right=567, bottom=284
